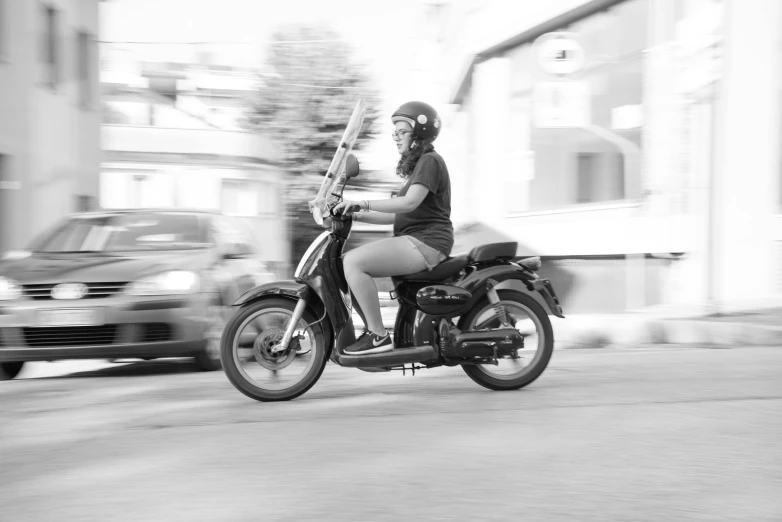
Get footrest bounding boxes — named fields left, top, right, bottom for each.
left=337, top=345, right=438, bottom=368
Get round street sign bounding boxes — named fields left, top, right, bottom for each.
left=535, top=32, right=585, bottom=76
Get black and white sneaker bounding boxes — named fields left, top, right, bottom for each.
left=344, top=331, right=393, bottom=355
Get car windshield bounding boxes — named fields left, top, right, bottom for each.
left=33, top=213, right=212, bottom=253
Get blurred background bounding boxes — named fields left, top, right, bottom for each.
left=2, top=3, right=782, bottom=519
left=0, top=0, right=780, bottom=318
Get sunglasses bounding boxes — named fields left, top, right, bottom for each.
left=391, top=130, right=413, bottom=140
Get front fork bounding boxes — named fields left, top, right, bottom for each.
left=270, top=297, right=308, bottom=354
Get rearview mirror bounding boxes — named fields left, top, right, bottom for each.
left=222, top=241, right=248, bottom=260
left=345, top=154, right=360, bottom=179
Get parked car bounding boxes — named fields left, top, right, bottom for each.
left=0, top=209, right=276, bottom=379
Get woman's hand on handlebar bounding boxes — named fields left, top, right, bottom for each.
left=332, top=199, right=364, bottom=216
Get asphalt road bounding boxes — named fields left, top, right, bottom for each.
left=1, top=346, right=781, bottom=522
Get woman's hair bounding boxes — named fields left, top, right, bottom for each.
left=396, top=137, right=436, bottom=178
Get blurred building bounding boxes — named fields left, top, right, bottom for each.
left=0, top=0, right=100, bottom=252
left=98, top=40, right=290, bottom=269
left=433, top=0, right=782, bottom=315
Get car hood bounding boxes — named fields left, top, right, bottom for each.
left=0, top=250, right=215, bottom=284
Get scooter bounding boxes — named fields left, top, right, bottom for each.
left=220, top=101, right=564, bottom=402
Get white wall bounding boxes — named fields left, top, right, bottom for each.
left=437, top=0, right=589, bottom=103
left=471, top=58, right=512, bottom=227
left=0, top=0, right=100, bottom=251
left=712, top=0, right=782, bottom=308
left=435, top=107, right=473, bottom=226
left=102, top=126, right=279, bottom=161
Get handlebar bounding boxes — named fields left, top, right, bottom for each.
left=330, top=202, right=362, bottom=217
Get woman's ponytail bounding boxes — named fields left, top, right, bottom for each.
left=396, top=138, right=435, bottom=178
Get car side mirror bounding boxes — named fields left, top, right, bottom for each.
left=345, top=154, right=360, bottom=179
left=222, top=242, right=246, bottom=260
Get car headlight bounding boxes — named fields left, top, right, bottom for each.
left=125, top=270, right=200, bottom=296
left=2, top=250, right=31, bottom=261
left=0, top=276, right=22, bottom=301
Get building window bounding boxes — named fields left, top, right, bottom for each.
left=132, top=174, right=149, bottom=207
left=41, top=4, right=59, bottom=88
left=257, top=183, right=279, bottom=216
left=507, top=0, right=648, bottom=211
left=0, top=154, right=19, bottom=191
left=0, top=155, right=4, bottom=250
left=576, top=152, right=625, bottom=204
left=222, top=180, right=258, bottom=217
left=77, top=31, right=93, bottom=107
left=75, top=195, right=94, bottom=212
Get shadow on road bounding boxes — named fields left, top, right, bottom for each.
left=40, top=359, right=204, bottom=380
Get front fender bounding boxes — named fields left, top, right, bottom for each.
left=232, top=280, right=310, bottom=306
left=233, top=280, right=335, bottom=360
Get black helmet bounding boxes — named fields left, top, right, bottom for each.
left=391, top=101, right=441, bottom=141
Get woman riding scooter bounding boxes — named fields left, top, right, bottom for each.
left=333, top=101, right=453, bottom=355
left=220, top=98, right=563, bottom=402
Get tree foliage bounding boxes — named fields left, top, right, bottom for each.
left=244, top=24, right=383, bottom=264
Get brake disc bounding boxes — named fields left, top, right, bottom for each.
left=253, top=328, right=297, bottom=370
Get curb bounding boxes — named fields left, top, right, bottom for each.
left=655, top=319, right=782, bottom=347
left=553, top=316, right=782, bottom=349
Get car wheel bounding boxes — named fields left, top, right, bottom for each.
left=0, top=361, right=25, bottom=380
left=194, top=302, right=231, bottom=371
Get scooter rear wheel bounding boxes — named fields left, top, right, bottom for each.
left=458, top=290, right=554, bottom=391
left=220, top=298, right=329, bottom=402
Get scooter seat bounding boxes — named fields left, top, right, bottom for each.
left=395, top=242, right=520, bottom=282
left=396, top=254, right=470, bottom=282
left=468, top=242, right=518, bottom=262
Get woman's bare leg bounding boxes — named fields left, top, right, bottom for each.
left=343, top=237, right=427, bottom=334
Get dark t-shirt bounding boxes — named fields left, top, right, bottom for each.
left=393, top=151, right=454, bottom=256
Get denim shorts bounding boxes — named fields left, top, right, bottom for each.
left=401, top=235, right=447, bottom=271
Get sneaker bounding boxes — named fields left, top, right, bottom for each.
left=344, top=331, right=393, bottom=355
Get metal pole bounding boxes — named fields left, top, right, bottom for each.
left=707, top=81, right=720, bottom=315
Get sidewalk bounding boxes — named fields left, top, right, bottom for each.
left=548, top=308, right=782, bottom=349
left=352, top=300, right=782, bottom=349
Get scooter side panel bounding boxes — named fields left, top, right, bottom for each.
left=400, top=263, right=565, bottom=347
left=456, top=264, right=564, bottom=318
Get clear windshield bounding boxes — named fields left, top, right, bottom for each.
left=309, top=99, right=366, bottom=225
left=33, top=213, right=211, bottom=253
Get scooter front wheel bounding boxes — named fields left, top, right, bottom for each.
left=220, top=298, right=329, bottom=402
